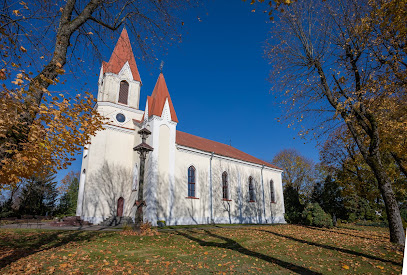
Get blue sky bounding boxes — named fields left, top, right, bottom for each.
left=56, top=0, right=320, bottom=182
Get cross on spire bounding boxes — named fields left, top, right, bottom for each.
left=159, top=60, right=164, bottom=73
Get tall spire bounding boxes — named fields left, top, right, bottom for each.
left=145, top=73, right=178, bottom=123
left=102, top=28, right=141, bottom=82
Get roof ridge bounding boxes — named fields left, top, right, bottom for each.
left=175, top=130, right=281, bottom=170
left=177, top=130, right=231, bottom=147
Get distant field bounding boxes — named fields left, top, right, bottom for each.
left=0, top=224, right=403, bottom=274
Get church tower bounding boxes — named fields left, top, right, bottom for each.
left=142, top=73, right=178, bottom=225
left=97, top=27, right=141, bottom=109
left=76, top=28, right=144, bottom=224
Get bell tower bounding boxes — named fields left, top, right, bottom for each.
left=97, top=27, right=142, bottom=109
left=76, top=28, right=145, bottom=223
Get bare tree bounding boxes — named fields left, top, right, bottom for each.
left=266, top=0, right=406, bottom=244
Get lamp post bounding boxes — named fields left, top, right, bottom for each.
left=133, top=128, right=153, bottom=231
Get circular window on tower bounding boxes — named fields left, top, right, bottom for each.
left=116, top=113, right=126, bottom=123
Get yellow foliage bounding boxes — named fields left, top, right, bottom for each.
left=0, top=84, right=105, bottom=186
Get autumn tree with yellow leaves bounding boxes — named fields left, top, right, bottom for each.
left=320, top=126, right=406, bottom=218
left=272, top=148, right=315, bottom=196
left=265, top=0, right=406, bottom=245
left=0, top=0, right=196, bottom=186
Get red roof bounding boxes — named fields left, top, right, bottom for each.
left=145, top=73, right=178, bottom=122
left=103, top=28, right=141, bottom=82
left=176, top=131, right=281, bottom=170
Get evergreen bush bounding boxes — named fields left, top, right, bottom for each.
left=284, top=211, right=303, bottom=224
left=283, top=185, right=304, bottom=224
left=302, top=203, right=333, bottom=228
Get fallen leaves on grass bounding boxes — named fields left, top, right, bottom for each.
left=0, top=225, right=403, bottom=274
left=119, top=222, right=160, bottom=236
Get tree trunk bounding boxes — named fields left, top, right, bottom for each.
left=313, top=59, right=405, bottom=245
left=366, top=156, right=406, bottom=245
left=343, top=116, right=405, bottom=245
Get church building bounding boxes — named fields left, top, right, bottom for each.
left=76, top=28, right=286, bottom=226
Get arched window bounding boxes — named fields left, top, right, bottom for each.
left=118, top=80, right=129, bottom=105
left=222, top=172, right=228, bottom=200
left=249, top=176, right=255, bottom=202
left=270, top=180, right=276, bottom=203
left=188, top=166, right=196, bottom=197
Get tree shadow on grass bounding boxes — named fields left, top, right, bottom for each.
left=0, top=230, right=113, bottom=269
left=175, top=229, right=322, bottom=275
left=257, top=229, right=402, bottom=266
left=300, top=225, right=388, bottom=242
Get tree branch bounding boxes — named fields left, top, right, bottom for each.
left=88, top=13, right=132, bottom=31
left=391, top=151, right=407, bottom=179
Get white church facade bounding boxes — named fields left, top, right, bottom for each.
left=76, top=28, right=286, bottom=226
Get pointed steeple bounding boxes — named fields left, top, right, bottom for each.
left=145, top=73, right=178, bottom=123
left=102, top=28, right=141, bottom=82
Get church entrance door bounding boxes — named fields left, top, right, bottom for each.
left=117, top=197, right=124, bottom=217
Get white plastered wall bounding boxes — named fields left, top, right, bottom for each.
left=76, top=105, right=144, bottom=224
left=263, top=169, right=286, bottom=223
left=163, top=144, right=286, bottom=226
left=142, top=99, right=177, bottom=226
left=157, top=124, right=170, bottom=220
left=78, top=127, right=134, bottom=224
left=169, top=148, right=211, bottom=225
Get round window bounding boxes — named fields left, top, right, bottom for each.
left=116, top=113, right=126, bottom=123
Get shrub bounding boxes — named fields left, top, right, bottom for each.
left=355, top=220, right=388, bottom=227
left=302, top=203, right=333, bottom=228
left=283, top=185, right=305, bottom=224
left=347, top=213, right=357, bottom=223
left=0, top=210, right=14, bottom=219
left=284, top=211, right=303, bottom=224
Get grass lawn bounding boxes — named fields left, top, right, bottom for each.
left=0, top=224, right=403, bottom=274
